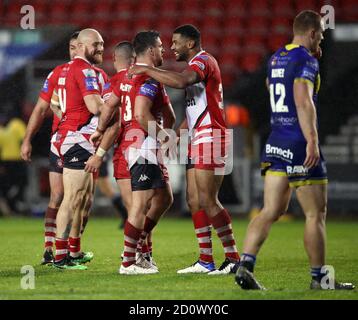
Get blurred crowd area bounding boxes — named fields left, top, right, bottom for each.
left=1, top=0, right=358, bottom=216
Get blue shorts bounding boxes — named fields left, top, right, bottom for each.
left=261, top=134, right=328, bottom=187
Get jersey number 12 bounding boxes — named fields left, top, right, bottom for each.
left=269, top=83, right=288, bottom=113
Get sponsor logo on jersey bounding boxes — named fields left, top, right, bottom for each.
left=85, top=77, right=99, bottom=91
left=272, top=116, right=298, bottom=126
left=69, top=157, right=79, bottom=163
left=191, top=60, right=205, bottom=71
left=266, top=144, right=293, bottom=160
left=139, top=84, right=157, bottom=99
left=287, top=165, right=308, bottom=175
left=82, top=68, right=97, bottom=78
left=103, top=82, right=111, bottom=90
left=42, top=79, right=49, bottom=92
left=138, top=174, right=150, bottom=182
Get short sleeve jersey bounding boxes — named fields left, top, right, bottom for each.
left=185, top=50, right=226, bottom=141
left=267, top=44, right=320, bottom=141
left=55, top=57, right=105, bottom=133
left=39, top=63, right=68, bottom=134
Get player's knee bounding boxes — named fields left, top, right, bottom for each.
left=187, top=194, right=200, bottom=213
left=260, top=207, right=282, bottom=223
left=49, top=190, right=64, bottom=208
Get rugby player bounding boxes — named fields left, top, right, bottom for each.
left=51, top=28, right=108, bottom=270
left=90, top=31, right=174, bottom=274
left=235, top=10, right=355, bottom=290
left=129, top=25, right=240, bottom=275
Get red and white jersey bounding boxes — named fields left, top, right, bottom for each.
left=185, top=50, right=226, bottom=145
left=55, top=56, right=108, bottom=134
left=39, top=63, right=68, bottom=135
left=112, top=65, right=170, bottom=168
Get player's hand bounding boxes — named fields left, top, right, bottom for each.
left=90, top=130, right=103, bottom=147
left=128, top=65, right=150, bottom=78
left=84, top=154, right=103, bottom=173
left=304, top=140, right=320, bottom=169
left=21, top=141, right=32, bottom=162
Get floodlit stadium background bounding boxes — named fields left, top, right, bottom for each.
left=1, top=0, right=358, bottom=218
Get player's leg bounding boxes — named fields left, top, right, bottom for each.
left=67, top=175, right=94, bottom=264
left=100, top=159, right=128, bottom=223
left=235, top=174, right=291, bottom=289
left=41, top=150, right=64, bottom=265
left=136, top=182, right=173, bottom=269
left=177, top=167, right=215, bottom=274
left=116, top=178, right=132, bottom=212
left=53, top=168, right=91, bottom=270
left=194, top=168, right=240, bottom=275
left=120, top=188, right=158, bottom=274
left=297, top=184, right=355, bottom=290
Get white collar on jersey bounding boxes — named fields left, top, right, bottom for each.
left=135, top=62, right=150, bottom=66
left=73, top=55, right=92, bottom=65
left=189, top=50, right=206, bottom=64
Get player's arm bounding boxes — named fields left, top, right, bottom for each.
left=293, top=80, right=320, bottom=169
left=162, top=102, right=176, bottom=130
left=83, top=94, right=104, bottom=115
left=90, top=92, right=121, bottom=145
left=21, top=97, right=50, bottom=162
left=85, top=110, right=120, bottom=173
left=135, top=96, right=169, bottom=143
left=130, top=66, right=201, bottom=89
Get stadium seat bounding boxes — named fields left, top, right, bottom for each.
left=113, top=1, right=134, bottom=18
left=295, top=0, right=320, bottom=12
left=223, top=16, right=246, bottom=36
left=50, top=2, right=69, bottom=24
left=246, top=16, right=269, bottom=35
left=240, top=54, right=263, bottom=73
left=272, top=0, right=294, bottom=18
left=268, top=34, right=290, bottom=52
left=248, top=0, right=270, bottom=17
left=225, top=0, right=247, bottom=18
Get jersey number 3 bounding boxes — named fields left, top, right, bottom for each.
left=269, top=83, right=288, bottom=113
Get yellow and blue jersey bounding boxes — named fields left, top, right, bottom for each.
left=262, top=44, right=327, bottom=187
left=267, top=44, right=320, bottom=141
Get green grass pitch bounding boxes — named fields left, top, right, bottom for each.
left=0, top=216, right=357, bottom=300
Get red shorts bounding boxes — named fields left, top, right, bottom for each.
left=113, top=142, right=131, bottom=180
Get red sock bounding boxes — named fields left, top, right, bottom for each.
left=44, top=207, right=57, bottom=249
left=147, top=232, right=153, bottom=255
left=210, top=209, right=240, bottom=262
left=55, top=238, right=68, bottom=262
left=122, top=221, right=142, bottom=267
left=192, top=209, right=213, bottom=263
left=69, top=237, right=81, bottom=258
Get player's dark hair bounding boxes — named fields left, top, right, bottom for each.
left=293, top=10, right=322, bottom=35
left=133, top=31, right=160, bottom=56
left=70, top=31, right=80, bottom=41
left=114, top=41, right=134, bottom=58
left=173, top=24, right=201, bottom=47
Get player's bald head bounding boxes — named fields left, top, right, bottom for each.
left=293, top=10, right=323, bottom=36
left=77, top=28, right=104, bottom=64
left=78, top=28, right=103, bottom=44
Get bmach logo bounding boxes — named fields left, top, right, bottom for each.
left=266, top=144, right=293, bottom=160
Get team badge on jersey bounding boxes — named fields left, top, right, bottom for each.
left=191, top=60, right=205, bottom=71
left=82, top=68, right=97, bottom=77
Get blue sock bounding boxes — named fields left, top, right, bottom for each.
left=311, top=266, right=324, bottom=281
left=239, top=253, right=256, bottom=272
